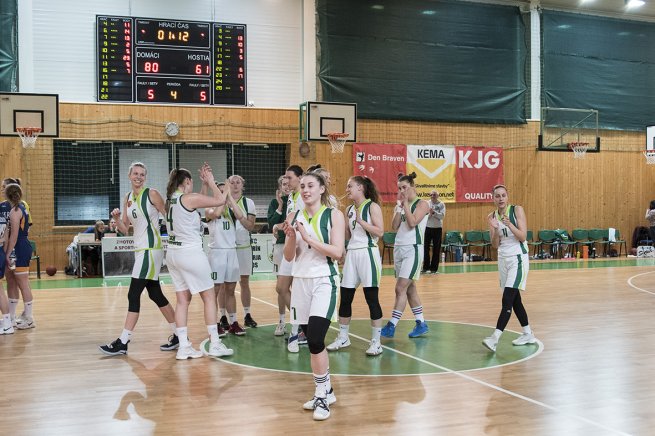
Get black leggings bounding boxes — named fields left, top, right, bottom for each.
left=338, top=287, right=383, bottom=320
left=495, top=287, right=529, bottom=331
left=300, top=316, right=331, bottom=354
left=127, top=278, right=170, bottom=313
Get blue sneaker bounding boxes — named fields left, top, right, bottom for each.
left=408, top=320, right=429, bottom=338
left=380, top=321, right=396, bottom=338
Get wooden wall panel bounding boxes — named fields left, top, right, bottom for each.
left=3, top=102, right=652, bottom=271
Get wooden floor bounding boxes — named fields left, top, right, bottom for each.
left=2, top=261, right=655, bottom=435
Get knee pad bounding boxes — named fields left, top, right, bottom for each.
left=307, top=316, right=331, bottom=354
left=145, top=280, right=170, bottom=308
left=363, top=287, right=383, bottom=320
left=127, top=278, right=147, bottom=313
left=338, top=287, right=356, bottom=318
left=307, top=335, right=326, bottom=354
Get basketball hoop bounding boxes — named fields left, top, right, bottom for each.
left=568, top=142, right=589, bottom=159
left=644, top=150, right=655, bottom=165
left=327, top=132, right=349, bottom=154
left=16, top=127, right=41, bottom=149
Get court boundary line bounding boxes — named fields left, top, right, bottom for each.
left=627, top=270, right=655, bottom=296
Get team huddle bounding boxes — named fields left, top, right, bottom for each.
left=94, top=162, right=537, bottom=421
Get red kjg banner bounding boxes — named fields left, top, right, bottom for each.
left=353, top=143, right=407, bottom=203
left=455, top=146, right=504, bottom=202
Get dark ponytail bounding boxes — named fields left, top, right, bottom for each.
left=166, top=168, right=192, bottom=212
left=286, top=164, right=304, bottom=178
left=350, top=176, right=380, bottom=204
left=397, top=172, right=417, bottom=186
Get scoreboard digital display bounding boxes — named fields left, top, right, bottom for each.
left=97, top=16, right=246, bottom=106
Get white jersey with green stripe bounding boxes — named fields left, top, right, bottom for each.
left=286, top=191, right=304, bottom=215
left=208, top=209, right=236, bottom=249
left=395, top=198, right=428, bottom=246
left=290, top=205, right=339, bottom=278
left=495, top=205, right=528, bottom=257
left=166, top=191, right=203, bottom=250
left=234, top=196, right=256, bottom=247
left=127, top=187, right=162, bottom=251
left=346, top=199, right=378, bottom=249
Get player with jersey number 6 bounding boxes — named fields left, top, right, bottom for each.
left=482, top=184, right=537, bottom=352
left=282, top=171, right=345, bottom=421
left=165, top=164, right=233, bottom=360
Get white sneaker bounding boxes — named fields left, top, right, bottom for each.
left=313, top=397, right=331, bottom=421
left=482, top=336, right=498, bottom=352
left=1, top=324, right=15, bottom=335
left=512, top=332, right=537, bottom=346
left=16, top=316, right=35, bottom=330
left=201, top=338, right=234, bottom=357
left=326, top=336, right=351, bottom=351
left=274, top=321, right=286, bottom=336
left=287, top=334, right=300, bottom=353
left=303, top=389, right=337, bottom=410
left=176, top=344, right=203, bottom=360
left=365, top=339, right=383, bottom=356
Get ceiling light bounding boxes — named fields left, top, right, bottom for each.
left=625, top=0, right=645, bottom=9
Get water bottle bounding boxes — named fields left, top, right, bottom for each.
left=463, top=253, right=468, bottom=262
left=441, top=252, right=446, bottom=264
left=8, top=249, right=16, bottom=270
left=576, top=250, right=581, bottom=259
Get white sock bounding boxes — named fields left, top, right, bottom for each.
left=220, top=308, right=227, bottom=317
left=119, top=329, right=132, bottom=344
left=244, top=306, right=251, bottom=315
left=176, top=327, right=189, bottom=346
left=2, top=314, right=10, bottom=328
left=411, top=306, right=424, bottom=322
left=339, top=323, right=349, bottom=339
left=229, top=313, right=237, bottom=324
left=522, top=325, right=532, bottom=335
left=313, top=370, right=332, bottom=397
left=279, top=313, right=286, bottom=323
left=291, top=324, right=299, bottom=335
left=207, top=324, right=219, bottom=343
left=8, top=299, right=19, bottom=318
left=492, top=329, right=503, bottom=340
left=372, top=327, right=381, bottom=342
left=169, top=322, right=177, bottom=333
left=24, top=300, right=33, bottom=317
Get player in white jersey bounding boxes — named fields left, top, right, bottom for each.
left=482, top=184, right=537, bottom=352
left=281, top=164, right=307, bottom=351
left=222, top=175, right=258, bottom=330
left=326, top=176, right=385, bottom=356
left=99, top=162, right=178, bottom=356
left=165, top=165, right=233, bottom=360
left=282, top=171, right=345, bottom=421
left=381, top=172, right=431, bottom=339
left=206, top=182, right=245, bottom=337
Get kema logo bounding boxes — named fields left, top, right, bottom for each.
left=408, top=146, right=455, bottom=179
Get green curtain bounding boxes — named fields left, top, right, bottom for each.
left=317, top=0, right=527, bottom=123
left=543, top=11, right=655, bottom=131
left=0, top=0, right=18, bottom=91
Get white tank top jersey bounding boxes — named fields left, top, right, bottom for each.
left=233, top=196, right=256, bottom=247
left=395, top=198, right=429, bottom=246
left=286, top=191, right=305, bottom=215
left=208, top=208, right=237, bottom=249
left=495, top=205, right=529, bottom=257
left=346, top=199, right=379, bottom=250
left=127, top=187, right=162, bottom=251
left=290, top=206, right=339, bottom=278
left=166, top=191, right=203, bottom=250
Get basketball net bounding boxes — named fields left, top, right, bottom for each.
left=327, top=132, right=348, bottom=154
left=569, top=142, right=588, bottom=159
left=17, top=127, right=41, bottom=149
left=644, top=150, right=655, bottom=165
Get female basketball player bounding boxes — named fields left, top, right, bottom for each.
left=307, top=164, right=338, bottom=208
left=482, top=184, right=537, bottom=352
left=268, top=175, right=290, bottom=336
left=3, top=183, right=34, bottom=330
left=282, top=171, right=345, bottom=421
left=223, top=175, right=258, bottom=331
left=99, top=162, right=178, bottom=356
left=283, top=164, right=306, bottom=351
left=206, top=182, right=243, bottom=337
left=165, top=164, right=233, bottom=360
left=380, top=173, right=430, bottom=339
left=326, top=176, right=384, bottom=356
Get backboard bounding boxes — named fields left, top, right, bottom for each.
left=538, top=107, right=599, bottom=152
left=647, top=125, right=655, bottom=150
left=300, top=101, right=356, bottom=142
left=0, top=92, right=59, bottom=137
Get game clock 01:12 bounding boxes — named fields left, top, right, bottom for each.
left=97, top=15, right=246, bottom=106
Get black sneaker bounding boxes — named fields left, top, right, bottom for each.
left=99, top=338, right=128, bottom=356
left=160, top=334, right=179, bottom=351
left=220, top=315, right=230, bottom=331
left=244, top=313, right=258, bottom=328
